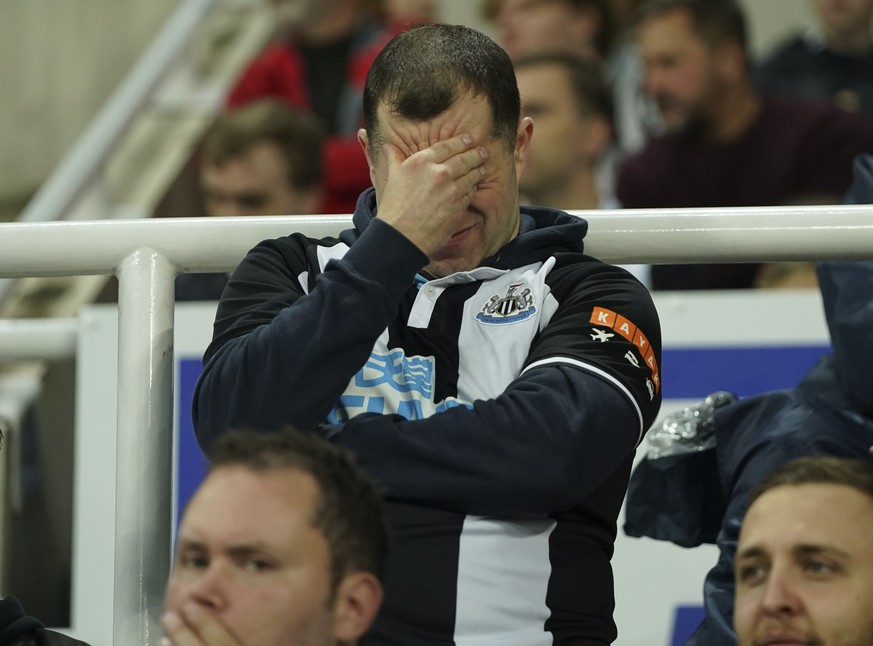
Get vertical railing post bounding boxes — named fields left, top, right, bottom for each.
left=114, top=248, right=176, bottom=644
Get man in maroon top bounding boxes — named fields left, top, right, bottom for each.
left=616, top=0, right=873, bottom=290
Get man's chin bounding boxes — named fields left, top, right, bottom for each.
left=424, top=256, right=477, bottom=279
left=658, top=110, right=687, bottom=134
left=662, top=114, right=708, bottom=141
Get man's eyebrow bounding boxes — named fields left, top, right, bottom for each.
left=175, top=538, right=275, bottom=556
left=793, top=543, right=851, bottom=560
left=227, top=544, right=273, bottom=558
left=736, top=543, right=852, bottom=561
left=736, top=545, right=767, bottom=561
left=176, top=537, right=206, bottom=552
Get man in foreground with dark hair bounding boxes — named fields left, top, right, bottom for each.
left=194, top=22, right=661, bottom=645
left=1, top=429, right=386, bottom=645
left=734, top=456, right=873, bottom=646
left=161, top=428, right=387, bottom=645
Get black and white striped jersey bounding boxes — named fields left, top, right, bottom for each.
left=195, top=188, right=662, bottom=645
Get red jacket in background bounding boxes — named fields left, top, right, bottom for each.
left=227, top=20, right=400, bottom=214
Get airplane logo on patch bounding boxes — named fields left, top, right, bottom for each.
left=591, top=328, right=614, bottom=343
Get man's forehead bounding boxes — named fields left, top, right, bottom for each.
left=178, top=468, right=320, bottom=542
left=741, top=483, right=873, bottom=550
left=640, top=8, right=697, bottom=39
left=375, top=94, right=496, bottom=152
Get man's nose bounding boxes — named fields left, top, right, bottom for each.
left=759, top=569, right=803, bottom=617
left=643, top=66, right=663, bottom=98
left=184, top=562, right=230, bottom=611
left=208, top=199, right=244, bottom=218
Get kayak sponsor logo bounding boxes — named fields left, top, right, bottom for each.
left=589, top=306, right=660, bottom=396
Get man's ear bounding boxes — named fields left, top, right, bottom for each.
left=357, top=129, right=379, bottom=188
left=514, top=116, right=534, bottom=175
left=300, top=186, right=324, bottom=216
left=715, top=41, right=746, bottom=84
left=582, top=115, right=613, bottom=161
left=332, top=572, right=384, bottom=643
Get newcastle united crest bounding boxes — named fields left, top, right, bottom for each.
left=476, top=283, right=537, bottom=325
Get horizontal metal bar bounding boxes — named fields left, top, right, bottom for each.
left=0, top=319, right=79, bottom=361
left=582, top=204, right=873, bottom=263
left=0, top=215, right=352, bottom=276
left=1, top=205, right=873, bottom=277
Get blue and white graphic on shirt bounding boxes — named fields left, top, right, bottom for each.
left=327, top=349, right=471, bottom=422
left=319, top=247, right=563, bottom=422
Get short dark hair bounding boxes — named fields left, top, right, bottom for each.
left=749, top=455, right=873, bottom=508
left=636, top=0, right=748, bottom=54
left=513, top=51, right=614, bottom=124
left=205, top=428, right=389, bottom=591
left=362, top=23, right=520, bottom=153
left=202, top=100, right=325, bottom=190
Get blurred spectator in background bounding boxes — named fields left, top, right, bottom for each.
left=515, top=50, right=650, bottom=286
left=610, top=0, right=661, bottom=154
left=226, top=0, right=399, bottom=214
left=516, top=52, right=615, bottom=210
left=369, top=0, right=438, bottom=29
left=482, top=0, right=615, bottom=62
left=481, top=0, right=661, bottom=157
left=176, top=100, right=325, bottom=302
left=756, top=0, right=873, bottom=129
left=616, top=0, right=873, bottom=290
left=200, top=100, right=325, bottom=218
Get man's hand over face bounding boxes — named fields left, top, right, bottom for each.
left=375, top=134, right=489, bottom=258
left=161, top=605, right=243, bottom=646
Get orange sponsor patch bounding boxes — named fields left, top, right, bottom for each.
left=590, top=306, right=616, bottom=327
left=614, top=315, right=636, bottom=342
left=589, top=306, right=660, bottom=393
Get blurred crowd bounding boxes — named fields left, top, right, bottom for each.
left=188, top=0, right=872, bottom=295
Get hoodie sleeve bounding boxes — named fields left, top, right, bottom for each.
left=817, top=154, right=873, bottom=416
left=193, top=219, right=427, bottom=446
left=323, top=363, right=641, bottom=516
left=816, top=260, right=873, bottom=418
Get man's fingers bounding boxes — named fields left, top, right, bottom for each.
left=451, top=145, right=489, bottom=181
left=382, top=142, right=406, bottom=176
left=408, top=142, right=489, bottom=186
left=161, top=612, right=201, bottom=646
left=424, top=133, right=477, bottom=164
left=413, top=133, right=489, bottom=172
left=181, top=603, right=242, bottom=645
left=161, top=605, right=243, bottom=646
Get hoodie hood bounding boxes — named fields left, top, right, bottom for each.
left=340, top=187, right=589, bottom=269
left=0, top=596, right=43, bottom=642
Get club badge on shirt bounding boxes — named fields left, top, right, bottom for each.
left=476, top=282, right=538, bottom=325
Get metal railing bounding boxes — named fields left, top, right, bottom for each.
left=1, top=205, right=872, bottom=643
left=0, top=0, right=218, bottom=305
